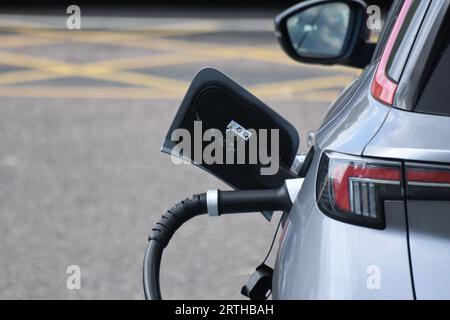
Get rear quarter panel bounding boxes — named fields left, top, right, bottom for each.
left=273, top=148, right=414, bottom=299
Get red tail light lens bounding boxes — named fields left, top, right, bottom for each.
left=371, top=0, right=414, bottom=105
left=317, top=152, right=404, bottom=229
left=406, top=164, right=450, bottom=200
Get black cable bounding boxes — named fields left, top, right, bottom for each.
left=143, top=186, right=293, bottom=300
left=261, top=212, right=284, bottom=266
left=143, top=194, right=208, bottom=300
left=143, top=240, right=162, bottom=299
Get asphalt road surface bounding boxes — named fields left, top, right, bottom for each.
left=0, top=7, right=359, bottom=299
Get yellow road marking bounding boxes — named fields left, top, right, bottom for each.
left=6, top=27, right=359, bottom=74
left=0, top=51, right=188, bottom=90
left=0, top=86, right=178, bottom=99
left=0, top=70, right=63, bottom=85
left=0, top=35, right=62, bottom=48
left=0, top=23, right=357, bottom=99
left=118, top=37, right=360, bottom=74
left=127, top=20, right=223, bottom=32
left=0, top=48, right=354, bottom=97
left=0, top=51, right=72, bottom=70
left=85, top=52, right=222, bottom=70
left=2, top=27, right=360, bottom=74
left=0, top=85, right=338, bottom=102
left=249, top=75, right=355, bottom=97
left=10, top=26, right=219, bottom=45
left=86, top=71, right=189, bottom=92
left=0, top=17, right=48, bottom=29
left=10, top=28, right=150, bottom=43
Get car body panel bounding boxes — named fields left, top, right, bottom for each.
left=364, top=107, right=450, bottom=299
left=363, top=108, right=450, bottom=164
left=273, top=147, right=414, bottom=299
left=316, top=64, right=391, bottom=157
left=406, top=201, right=450, bottom=299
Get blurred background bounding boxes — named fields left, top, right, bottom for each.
left=0, top=2, right=389, bottom=299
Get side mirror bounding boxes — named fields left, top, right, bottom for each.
left=162, top=68, right=299, bottom=191
left=275, top=0, right=373, bottom=68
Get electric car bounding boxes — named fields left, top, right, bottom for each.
left=145, top=0, right=450, bottom=300
left=273, top=0, right=450, bottom=299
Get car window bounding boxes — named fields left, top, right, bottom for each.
left=415, top=14, right=450, bottom=117
left=386, top=0, right=430, bottom=82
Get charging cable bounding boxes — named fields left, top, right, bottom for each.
left=143, top=179, right=303, bottom=300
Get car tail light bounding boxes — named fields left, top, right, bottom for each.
left=316, top=152, right=404, bottom=229
left=371, top=0, right=414, bottom=105
left=406, top=164, right=450, bottom=200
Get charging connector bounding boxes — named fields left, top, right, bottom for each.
left=143, top=179, right=303, bottom=300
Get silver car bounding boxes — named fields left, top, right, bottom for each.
left=273, top=0, right=450, bottom=299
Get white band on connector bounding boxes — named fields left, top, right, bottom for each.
left=206, top=189, right=219, bottom=216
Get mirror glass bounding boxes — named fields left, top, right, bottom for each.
left=287, top=2, right=350, bottom=58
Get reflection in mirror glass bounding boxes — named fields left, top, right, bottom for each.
left=287, top=3, right=350, bottom=58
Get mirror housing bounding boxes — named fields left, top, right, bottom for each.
left=162, top=68, right=299, bottom=191
left=275, top=0, right=374, bottom=68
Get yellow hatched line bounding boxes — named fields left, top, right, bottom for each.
left=0, top=35, right=62, bottom=48
left=121, top=38, right=360, bottom=74
left=84, top=52, right=223, bottom=71
left=2, top=27, right=360, bottom=75
left=124, top=37, right=221, bottom=52
left=0, top=86, right=179, bottom=99
left=0, top=70, right=64, bottom=85
left=8, top=26, right=220, bottom=45
left=0, top=51, right=189, bottom=90
left=5, top=27, right=355, bottom=73
left=0, top=85, right=340, bottom=102
left=0, top=17, right=47, bottom=29
left=0, top=26, right=357, bottom=94
left=85, top=71, right=189, bottom=92
left=79, top=36, right=359, bottom=76
left=0, top=51, right=74, bottom=71
left=9, top=28, right=151, bottom=43
left=0, top=50, right=353, bottom=96
left=125, top=20, right=223, bottom=32
left=249, top=75, right=355, bottom=96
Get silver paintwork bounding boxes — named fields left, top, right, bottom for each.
left=316, top=66, right=391, bottom=156
left=406, top=201, right=450, bottom=300
left=363, top=107, right=450, bottom=163
left=284, top=178, right=304, bottom=203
